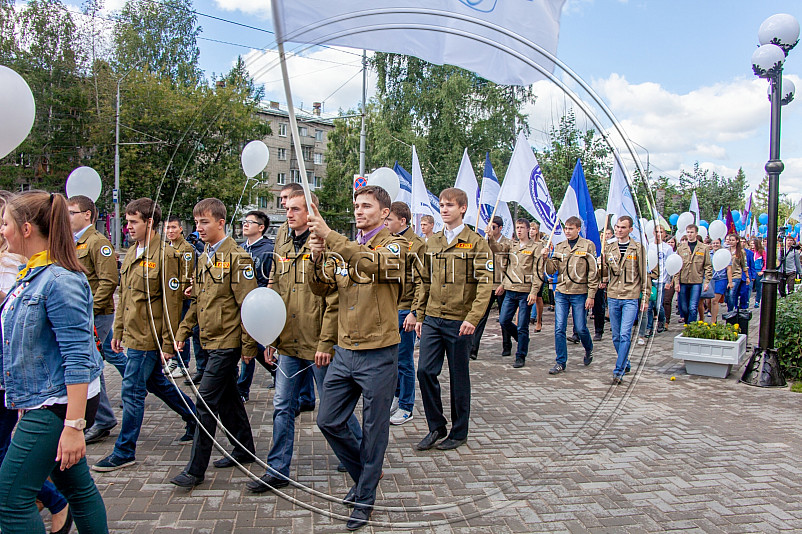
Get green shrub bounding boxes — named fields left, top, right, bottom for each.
left=776, top=291, right=802, bottom=380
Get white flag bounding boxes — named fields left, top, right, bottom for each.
left=606, top=156, right=643, bottom=241
left=411, top=146, right=444, bottom=230
left=454, top=149, right=479, bottom=228
left=790, top=198, right=802, bottom=222
left=689, top=191, right=700, bottom=224
left=477, top=153, right=513, bottom=238
left=498, top=132, right=565, bottom=243
left=273, top=0, right=567, bottom=86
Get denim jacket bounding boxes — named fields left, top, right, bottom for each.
left=0, top=264, right=103, bottom=409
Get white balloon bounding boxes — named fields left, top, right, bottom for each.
left=709, top=220, right=727, bottom=242
left=0, top=65, right=36, bottom=159
left=594, top=208, right=607, bottom=230
left=66, top=166, right=102, bottom=202
left=367, top=167, right=400, bottom=201
left=241, top=287, right=286, bottom=347
left=647, top=247, right=659, bottom=272
left=241, top=140, right=269, bottom=178
left=676, top=211, right=694, bottom=232
left=645, top=220, right=656, bottom=241
left=665, top=254, right=684, bottom=276
left=697, top=226, right=708, bottom=240
left=712, top=248, right=732, bottom=272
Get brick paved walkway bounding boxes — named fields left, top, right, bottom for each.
left=84, top=308, right=802, bottom=533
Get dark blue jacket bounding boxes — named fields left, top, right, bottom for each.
left=242, top=236, right=274, bottom=287
left=745, top=249, right=757, bottom=280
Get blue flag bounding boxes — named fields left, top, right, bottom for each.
left=556, top=159, right=601, bottom=252
left=717, top=207, right=724, bottom=222
left=393, top=161, right=413, bottom=207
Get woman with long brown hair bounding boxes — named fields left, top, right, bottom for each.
left=0, top=191, right=107, bottom=533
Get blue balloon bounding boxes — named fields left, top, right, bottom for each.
left=669, top=213, right=679, bottom=225
left=731, top=211, right=741, bottom=223
left=760, top=224, right=768, bottom=233
left=796, top=223, right=802, bottom=231
left=759, top=213, right=768, bottom=225
left=699, top=220, right=709, bottom=228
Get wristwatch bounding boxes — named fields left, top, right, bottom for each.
left=64, top=418, right=87, bottom=430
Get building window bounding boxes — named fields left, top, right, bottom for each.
left=302, top=146, right=312, bottom=161
left=299, top=126, right=308, bottom=137
left=258, top=196, right=268, bottom=209
left=276, top=197, right=282, bottom=209
left=277, top=172, right=286, bottom=185
left=277, top=148, right=287, bottom=160
left=314, top=175, right=322, bottom=189
left=315, top=129, right=324, bottom=142
left=278, top=123, right=287, bottom=136
left=291, top=169, right=301, bottom=183
left=313, top=153, right=323, bottom=165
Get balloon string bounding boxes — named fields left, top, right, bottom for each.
left=273, top=350, right=316, bottom=379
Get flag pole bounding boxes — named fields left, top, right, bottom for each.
left=486, top=198, right=502, bottom=235
left=272, top=3, right=313, bottom=214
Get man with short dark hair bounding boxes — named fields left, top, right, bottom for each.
left=544, top=216, right=598, bottom=375
left=673, top=224, right=712, bottom=322
left=386, top=201, right=424, bottom=425
left=308, top=185, right=406, bottom=530
left=93, top=198, right=197, bottom=472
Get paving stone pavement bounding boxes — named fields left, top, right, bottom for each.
left=83, top=307, right=802, bottom=533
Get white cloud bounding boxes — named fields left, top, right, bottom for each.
left=212, top=0, right=272, bottom=18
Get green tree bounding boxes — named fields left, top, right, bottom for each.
left=678, top=163, right=747, bottom=222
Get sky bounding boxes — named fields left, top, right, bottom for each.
left=67, top=0, right=802, bottom=206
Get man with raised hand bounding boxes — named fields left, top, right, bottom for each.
left=413, top=188, right=492, bottom=451
left=673, top=224, right=712, bottom=324
left=93, top=198, right=197, bottom=473
left=386, top=201, right=425, bottom=425
left=170, top=198, right=258, bottom=488
left=603, top=216, right=648, bottom=384
left=489, top=218, right=543, bottom=369
left=68, top=195, right=121, bottom=445
left=544, top=216, right=599, bottom=376
left=307, top=185, right=406, bottom=531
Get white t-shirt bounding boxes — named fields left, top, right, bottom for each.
left=649, top=243, right=674, bottom=285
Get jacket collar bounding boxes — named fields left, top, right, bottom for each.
left=75, top=225, right=96, bottom=245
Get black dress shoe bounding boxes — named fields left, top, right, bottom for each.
left=501, top=347, right=512, bottom=357
left=346, top=506, right=372, bottom=531
left=245, top=473, right=290, bottom=493
left=343, top=485, right=357, bottom=508
left=170, top=472, right=204, bottom=488
left=337, top=462, right=348, bottom=472
left=416, top=427, right=447, bottom=450
left=469, top=351, right=478, bottom=360
left=436, top=437, right=467, bottom=450
left=84, top=426, right=113, bottom=445
left=568, top=333, right=580, bottom=344
left=186, top=372, right=203, bottom=385
left=513, top=358, right=525, bottom=368
left=584, top=351, right=593, bottom=366
left=593, top=332, right=602, bottom=341
left=213, top=455, right=254, bottom=469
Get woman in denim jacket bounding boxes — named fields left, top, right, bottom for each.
left=0, top=191, right=107, bottom=533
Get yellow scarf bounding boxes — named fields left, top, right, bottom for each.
left=16, top=250, right=55, bottom=281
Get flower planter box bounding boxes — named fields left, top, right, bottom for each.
left=672, top=333, right=748, bottom=378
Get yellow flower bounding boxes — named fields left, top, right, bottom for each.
left=734, top=324, right=739, bottom=330
left=698, top=321, right=704, bottom=325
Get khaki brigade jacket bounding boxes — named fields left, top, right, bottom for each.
left=545, top=237, right=599, bottom=297
left=76, top=225, right=118, bottom=316
left=673, top=241, right=713, bottom=286
left=488, top=235, right=513, bottom=285
left=113, top=238, right=182, bottom=354
left=489, top=237, right=544, bottom=295
left=602, top=240, right=648, bottom=300
left=730, top=251, right=746, bottom=281
left=170, top=235, right=196, bottom=297
left=310, top=227, right=406, bottom=351
left=176, top=237, right=258, bottom=355
left=398, top=226, right=425, bottom=311
left=273, top=231, right=338, bottom=359
left=413, top=226, right=493, bottom=326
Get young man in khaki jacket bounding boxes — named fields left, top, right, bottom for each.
left=170, top=198, right=258, bottom=488
left=93, top=198, right=197, bottom=472
left=413, top=188, right=492, bottom=451
left=602, top=216, right=648, bottom=384
left=307, top=185, right=406, bottom=531
left=488, top=219, right=543, bottom=368
left=544, top=216, right=599, bottom=375
left=164, top=214, right=196, bottom=379
left=672, top=224, right=712, bottom=324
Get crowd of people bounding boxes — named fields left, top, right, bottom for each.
left=0, top=181, right=797, bottom=532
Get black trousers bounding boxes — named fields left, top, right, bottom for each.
left=593, top=287, right=606, bottom=335
left=418, top=316, right=472, bottom=441
left=779, top=273, right=797, bottom=297
left=187, top=347, right=255, bottom=477
left=471, top=292, right=510, bottom=355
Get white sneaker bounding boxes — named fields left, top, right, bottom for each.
left=389, top=397, right=399, bottom=415
left=637, top=338, right=645, bottom=346
left=170, top=365, right=188, bottom=378
left=390, top=409, right=413, bottom=425
left=164, top=360, right=178, bottom=375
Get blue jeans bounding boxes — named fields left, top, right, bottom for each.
left=554, top=292, right=593, bottom=367
left=395, top=310, right=416, bottom=411
left=638, top=287, right=665, bottom=336
left=609, top=298, right=639, bottom=378
left=112, top=349, right=197, bottom=461
left=678, top=283, right=702, bottom=323
left=727, top=279, right=743, bottom=312
left=753, top=274, right=763, bottom=304
left=299, top=366, right=315, bottom=407
left=268, top=354, right=362, bottom=477
left=738, top=277, right=751, bottom=308
left=92, top=314, right=123, bottom=432
left=499, top=290, right=532, bottom=359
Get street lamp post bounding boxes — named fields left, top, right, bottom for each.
left=741, top=13, right=799, bottom=387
